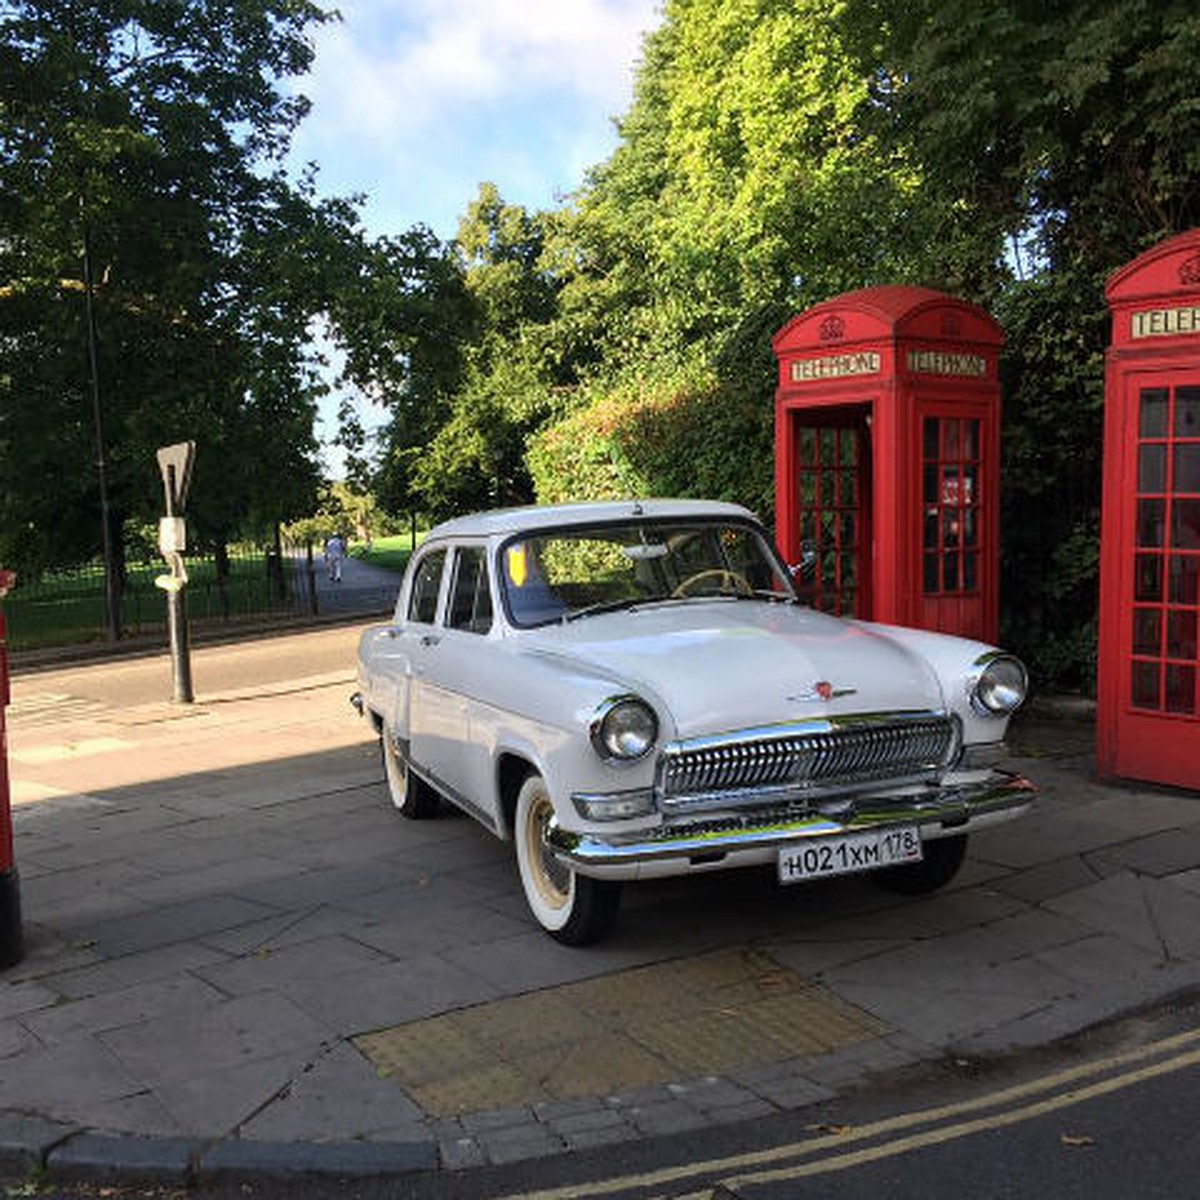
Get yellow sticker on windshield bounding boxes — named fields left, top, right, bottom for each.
left=507, top=543, right=528, bottom=587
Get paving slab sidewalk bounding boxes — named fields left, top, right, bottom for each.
left=2, top=656, right=1199, bottom=1185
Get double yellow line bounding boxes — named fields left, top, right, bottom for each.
left=501, top=1025, right=1200, bottom=1200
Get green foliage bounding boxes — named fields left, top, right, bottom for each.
left=282, top=481, right=400, bottom=547
left=860, top=0, right=1200, bottom=283
left=456, top=183, right=559, bottom=336
left=994, top=273, right=1107, bottom=691
left=528, top=357, right=775, bottom=522
left=649, top=0, right=924, bottom=309
left=407, top=362, right=552, bottom=521
left=330, top=225, right=476, bottom=499
left=369, top=185, right=580, bottom=522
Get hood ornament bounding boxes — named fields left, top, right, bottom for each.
left=788, top=681, right=857, bottom=703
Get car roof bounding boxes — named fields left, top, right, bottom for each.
left=423, top=499, right=759, bottom=542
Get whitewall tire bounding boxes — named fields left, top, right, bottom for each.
left=514, top=773, right=621, bottom=945
left=381, top=722, right=439, bottom=819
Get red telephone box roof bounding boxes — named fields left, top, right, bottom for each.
left=773, top=284, right=1003, bottom=352
left=1105, top=229, right=1200, bottom=349
left=1106, top=229, right=1200, bottom=303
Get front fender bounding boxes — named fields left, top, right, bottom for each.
left=468, top=652, right=662, bottom=840
left=851, top=621, right=1022, bottom=741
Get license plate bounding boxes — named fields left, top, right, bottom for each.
left=778, top=826, right=922, bottom=884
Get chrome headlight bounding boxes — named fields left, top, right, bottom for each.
left=590, top=696, right=658, bottom=761
left=971, top=655, right=1028, bottom=715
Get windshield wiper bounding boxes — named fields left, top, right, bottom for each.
left=674, top=589, right=797, bottom=603
left=562, top=589, right=797, bottom=622
left=740, top=589, right=800, bottom=603
left=562, top=597, right=645, bottom=623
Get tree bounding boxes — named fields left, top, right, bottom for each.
left=856, top=0, right=1200, bottom=284
left=849, top=0, right=1200, bottom=686
left=329, top=225, right=477, bottom=512
left=366, top=184, right=576, bottom=522
left=550, top=0, right=933, bottom=370
left=0, top=0, right=341, bottom=591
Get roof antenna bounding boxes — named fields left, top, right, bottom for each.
left=632, top=501, right=644, bottom=515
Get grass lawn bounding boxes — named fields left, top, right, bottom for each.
left=352, top=532, right=422, bottom=573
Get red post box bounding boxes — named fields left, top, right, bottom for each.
left=1097, top=229, right=1200, bottom=789
left=773, top=286, right=1004, bottom=642
left=0, top=567, right=22, bottom=968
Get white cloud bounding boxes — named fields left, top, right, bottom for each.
left=314, top=0, right=656, bottom=120
left=289, top=0, right=662, bottom=238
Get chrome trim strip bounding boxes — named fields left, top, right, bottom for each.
left=660, top=710, right=946, bottom=753
left=548, top=772, right=1036, bottom=868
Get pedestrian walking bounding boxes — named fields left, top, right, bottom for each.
left=324, top=532, right=347, bottom=583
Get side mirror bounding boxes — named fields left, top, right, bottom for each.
left=789, top=539, right=818, bottom=578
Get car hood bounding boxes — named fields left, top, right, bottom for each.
left=518, top=601, right=947, bottom=739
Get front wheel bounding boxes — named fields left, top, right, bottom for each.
left=873, top=833, right=967, bottom=895
left=514, top=774, right=621, bottom=945
left=381, top=722, right=439, bottom=819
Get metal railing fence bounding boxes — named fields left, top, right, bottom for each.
left=2, top=541, right=309, bottom=652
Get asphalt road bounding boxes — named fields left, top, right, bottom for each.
left=10, top=621, right=378, bottom=709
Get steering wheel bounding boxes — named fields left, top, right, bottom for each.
left=671, top=568, right=754, bottom=598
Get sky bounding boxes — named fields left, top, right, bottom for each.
left=290, top=0, right=663, bottom=245
left=287, top=0, right=664, bottom=476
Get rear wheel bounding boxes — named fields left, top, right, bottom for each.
left=873, top=833, right=967, bottom=895
left=514, top=774, right=621, bottom=945
left=381, top=722, right=439, bottom=818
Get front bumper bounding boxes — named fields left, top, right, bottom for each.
left=547, top=771, right=1035, bottom=879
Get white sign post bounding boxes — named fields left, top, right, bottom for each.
left=156, top=442, right=196, bottom=704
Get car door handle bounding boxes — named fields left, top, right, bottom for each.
left=420, top=634, right=441, bottom=647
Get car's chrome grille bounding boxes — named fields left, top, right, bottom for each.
left=657, top=713, right=956, bottom=814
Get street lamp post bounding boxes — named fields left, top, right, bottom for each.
left=81, top=220, right=121, bottom=643
left=0, top=568, right=23, bottom=969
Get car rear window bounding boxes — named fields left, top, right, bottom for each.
left=407, top=549, right=446, bottom=624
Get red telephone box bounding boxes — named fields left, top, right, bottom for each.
left=1098, top=230, right=1200, bottom=789
left=773, top=286, right=1004, bottom=641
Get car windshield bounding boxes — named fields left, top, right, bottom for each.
left=500, top=519, right=796, bottom=627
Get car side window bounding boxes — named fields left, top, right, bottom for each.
left=407, top=549, right=446, bottom=624
left=447, top=546, right=493, bottom=634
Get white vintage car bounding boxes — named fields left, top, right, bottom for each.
left=353, top=499, right=1035, bottom=944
